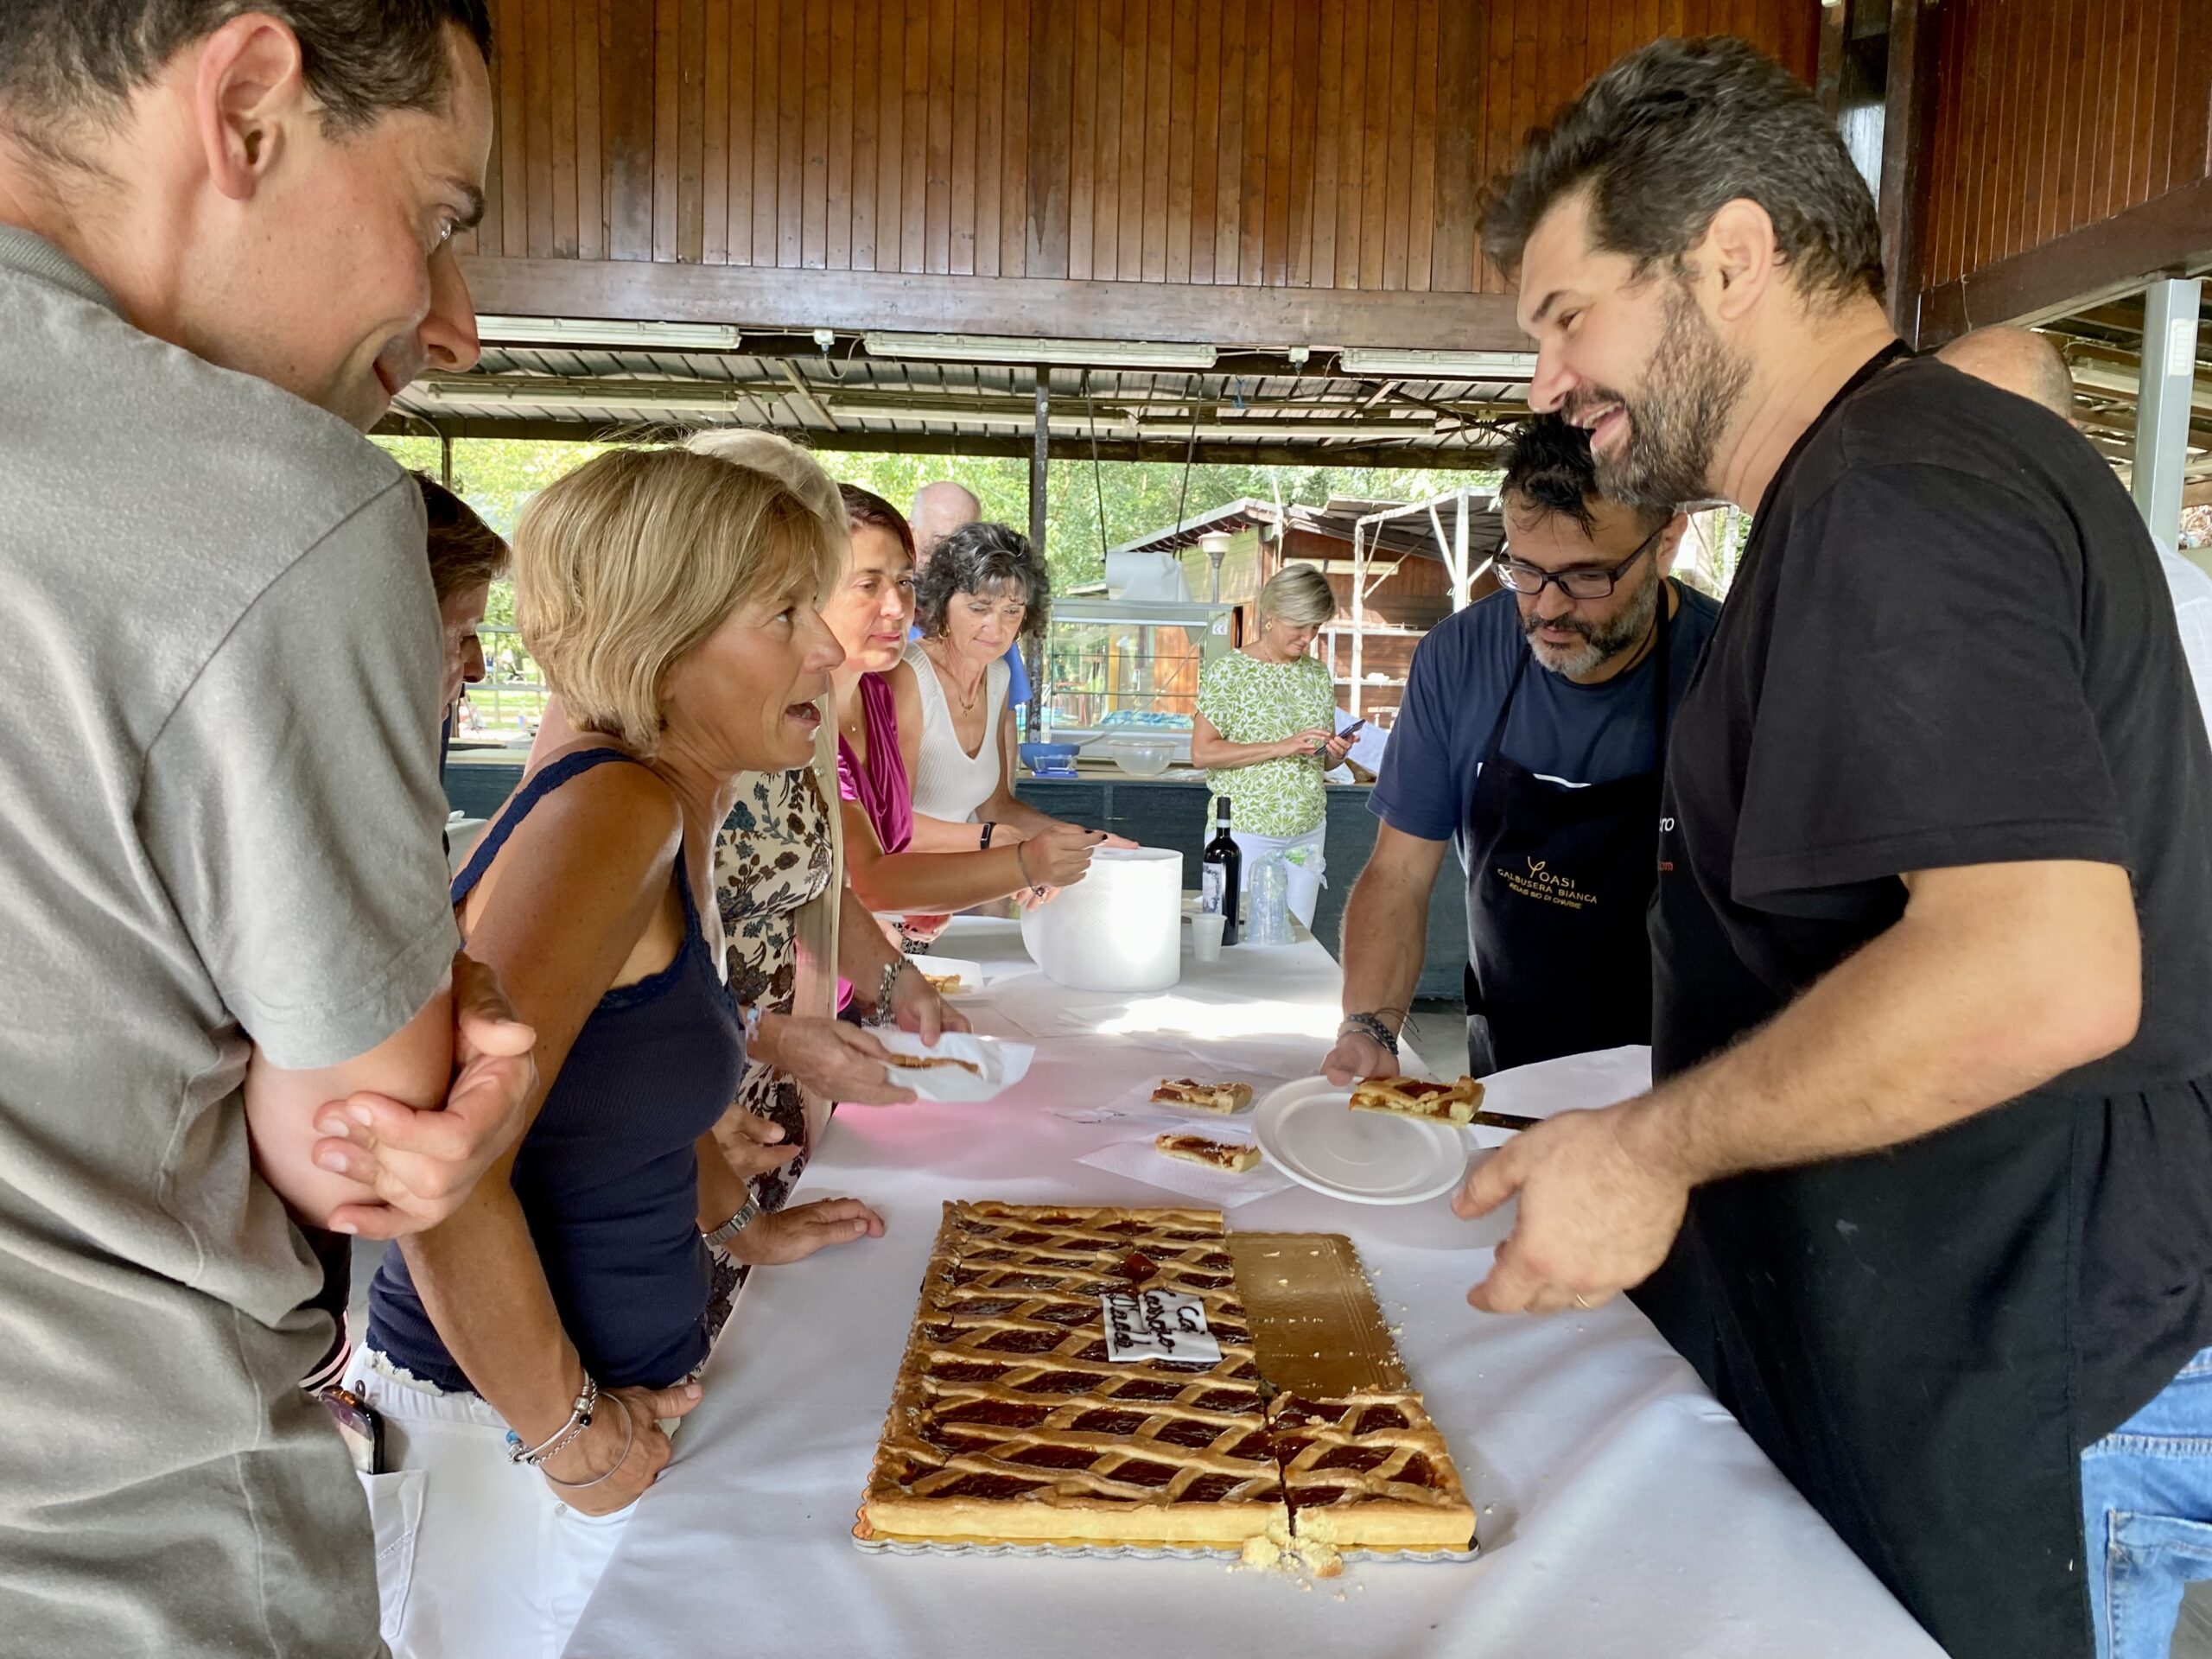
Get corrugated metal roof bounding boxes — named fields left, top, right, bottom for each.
left=1109, top=493, right=1504, bottom=564
left=386, top=343, right=1532, bottom=462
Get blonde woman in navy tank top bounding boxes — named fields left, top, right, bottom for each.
left=342, top=445, right=889, bottom=1659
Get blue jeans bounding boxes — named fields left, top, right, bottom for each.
left=2082, top=1344, right=2212, bottom=1659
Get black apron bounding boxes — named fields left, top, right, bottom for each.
left=1644, top=341, right=2096, bottom=1659
left=1460, top=599, right=1670, bottom=1077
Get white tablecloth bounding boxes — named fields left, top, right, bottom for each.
left=565, top=919, right=1942, bottom=1659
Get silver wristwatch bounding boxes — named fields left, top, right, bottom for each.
left=703, top=1193, right=760, bottom=1253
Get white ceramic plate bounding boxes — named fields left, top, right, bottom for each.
left=1252, top=1077, right=1470, bottom=1205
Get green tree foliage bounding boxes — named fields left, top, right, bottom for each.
left=372, top=433, right=1487, bottom=600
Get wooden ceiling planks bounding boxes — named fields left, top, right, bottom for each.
left=1919, top=0, right=2210, bottom=294
left=460, top=0, right=1815, bottom=341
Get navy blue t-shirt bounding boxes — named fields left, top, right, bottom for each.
left=1370, top=583, right=1723, bottom=867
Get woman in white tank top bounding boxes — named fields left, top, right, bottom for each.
left=904, top=640, right=1009, bottom=823
left=893, top=522, right=1128, bottom=868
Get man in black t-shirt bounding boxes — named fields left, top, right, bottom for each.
left=1463, top=36, right=2212, bottom=1659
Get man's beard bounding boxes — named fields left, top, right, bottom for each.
left=1574, top=283, right=1749, bottom=512
left=1522, top=564, right=1662, bottom=678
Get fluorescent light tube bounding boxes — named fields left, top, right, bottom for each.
left=475, top=316, right=743, bottom=352
left=1338, top=347, right=1538, bottom=378
left=863, top=332, right=1217, bottom=370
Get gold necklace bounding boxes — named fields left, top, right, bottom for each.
left=930, top=646, right=982, bottom=713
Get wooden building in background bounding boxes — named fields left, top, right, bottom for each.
left=1105, top=493, right=1504, bottom=730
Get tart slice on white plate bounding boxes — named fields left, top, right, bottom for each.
left=1348, top=1075, right=1484, bottom=1127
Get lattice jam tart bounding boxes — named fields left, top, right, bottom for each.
left=862, top=1201, right=1282, bottom=1545
left=1269, top=1392, right=1475, bottom=1549
left=858, top=1202, right=1477, bottom=1556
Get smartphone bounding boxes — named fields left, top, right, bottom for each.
left=1311, top=720, right=1366, bottom=757
left=318, top=1384, right=387, bottom=1476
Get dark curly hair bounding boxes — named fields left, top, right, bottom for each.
left=1499, top=415, right=1668, bottom=536
left=912, top=522, right=1049, bottom=643
left=1480, top=35, right=1884, bottom=308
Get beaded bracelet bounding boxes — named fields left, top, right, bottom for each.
left=542, top=1405, right=637, bottom=1491
left=874, top=957, right=911, bottom=1023
left=505, top=1373, right=599, bottom=1467
left=1339, top=1011, right=1402, bottom=1058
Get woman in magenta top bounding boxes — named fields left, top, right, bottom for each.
left=829, top=488, right=1099, bottom=944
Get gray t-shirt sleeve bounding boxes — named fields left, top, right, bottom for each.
left=138, top=480, right=460, bottom=1070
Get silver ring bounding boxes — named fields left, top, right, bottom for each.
left=1572, top=1293, right=1591, bottom=1310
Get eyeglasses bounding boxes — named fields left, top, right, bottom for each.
left=1494, top=524, right=1664, bottom=601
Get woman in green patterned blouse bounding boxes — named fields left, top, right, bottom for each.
left=1192, top=563, right=1354, bottom=926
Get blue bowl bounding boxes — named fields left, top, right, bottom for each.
left=1020, top=742, right=1079, bottom=775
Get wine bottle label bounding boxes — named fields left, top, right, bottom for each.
left=1200, top=864, right=1224, bottom=913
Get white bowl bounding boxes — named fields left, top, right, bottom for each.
left=1020, top=847, right=1184, bottom=992
left=1109, top=738, right=1175, bottom=778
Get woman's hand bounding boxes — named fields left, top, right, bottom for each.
left=537, top=1377, right=704, bottom=1516
left=753, top=1014, right=918, bottom=1105
left=887, top=963, right=971, bottom=1040
left=1319, top=731, right=1355, bottom=766
left=1269, top=728, right=1337, bottom=762
left=721, top=1196, right=886, bottom=1267
left=1020, top=824, right=1107, bottom=887
left=714, top=1108, right=801, bottom=1183
left=898, top=913, right=954, bottom=947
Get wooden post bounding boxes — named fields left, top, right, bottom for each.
left=1349, top=523, right=1366, bottom=720
left=439, top=430, right=454, bottom=489
left=1815, top=1, right=1849, bottom=120
left=1027, top=367, right=1048, bottom=742
left=1877, top=0, right=1937, bottom=343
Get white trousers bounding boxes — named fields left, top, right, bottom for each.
left=1229, top=823, right=1327, bottom=929
left=342, top=1346, right=648, bottom=1659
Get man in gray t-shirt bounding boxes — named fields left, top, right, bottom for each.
left=0, top=7, right=533, bottom=1656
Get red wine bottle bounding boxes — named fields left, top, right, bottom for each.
left=1200, top=798, right=1241, bottom=947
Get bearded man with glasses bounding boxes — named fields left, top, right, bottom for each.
left=1324, top=412, right=1718, bottom=1088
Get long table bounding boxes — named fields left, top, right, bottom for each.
left=564, top=918, right=1942, bottom=1659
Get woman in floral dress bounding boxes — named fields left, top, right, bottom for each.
left=1192, top=563, right=1356, bottom=928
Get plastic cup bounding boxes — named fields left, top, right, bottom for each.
left=1191, top=911, right=1227, bottom=963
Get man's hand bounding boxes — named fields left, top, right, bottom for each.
left=1452, top=1103, right=1690, bottom=1315
left=1320, top=1027, right=1400, bottom=1087
left=721, top=1196, right=886, bottom=1267
left=887, top=965, right=971, bottom=1042
left=312, top=951, right=537, bottom=1239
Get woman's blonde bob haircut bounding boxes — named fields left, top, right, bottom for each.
left=514, top=440, right=844, bottom=755
left=1256, top=562, right=1336, bottom=629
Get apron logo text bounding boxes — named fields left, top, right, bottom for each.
left=1495, top=855, right=1596, bottom=912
